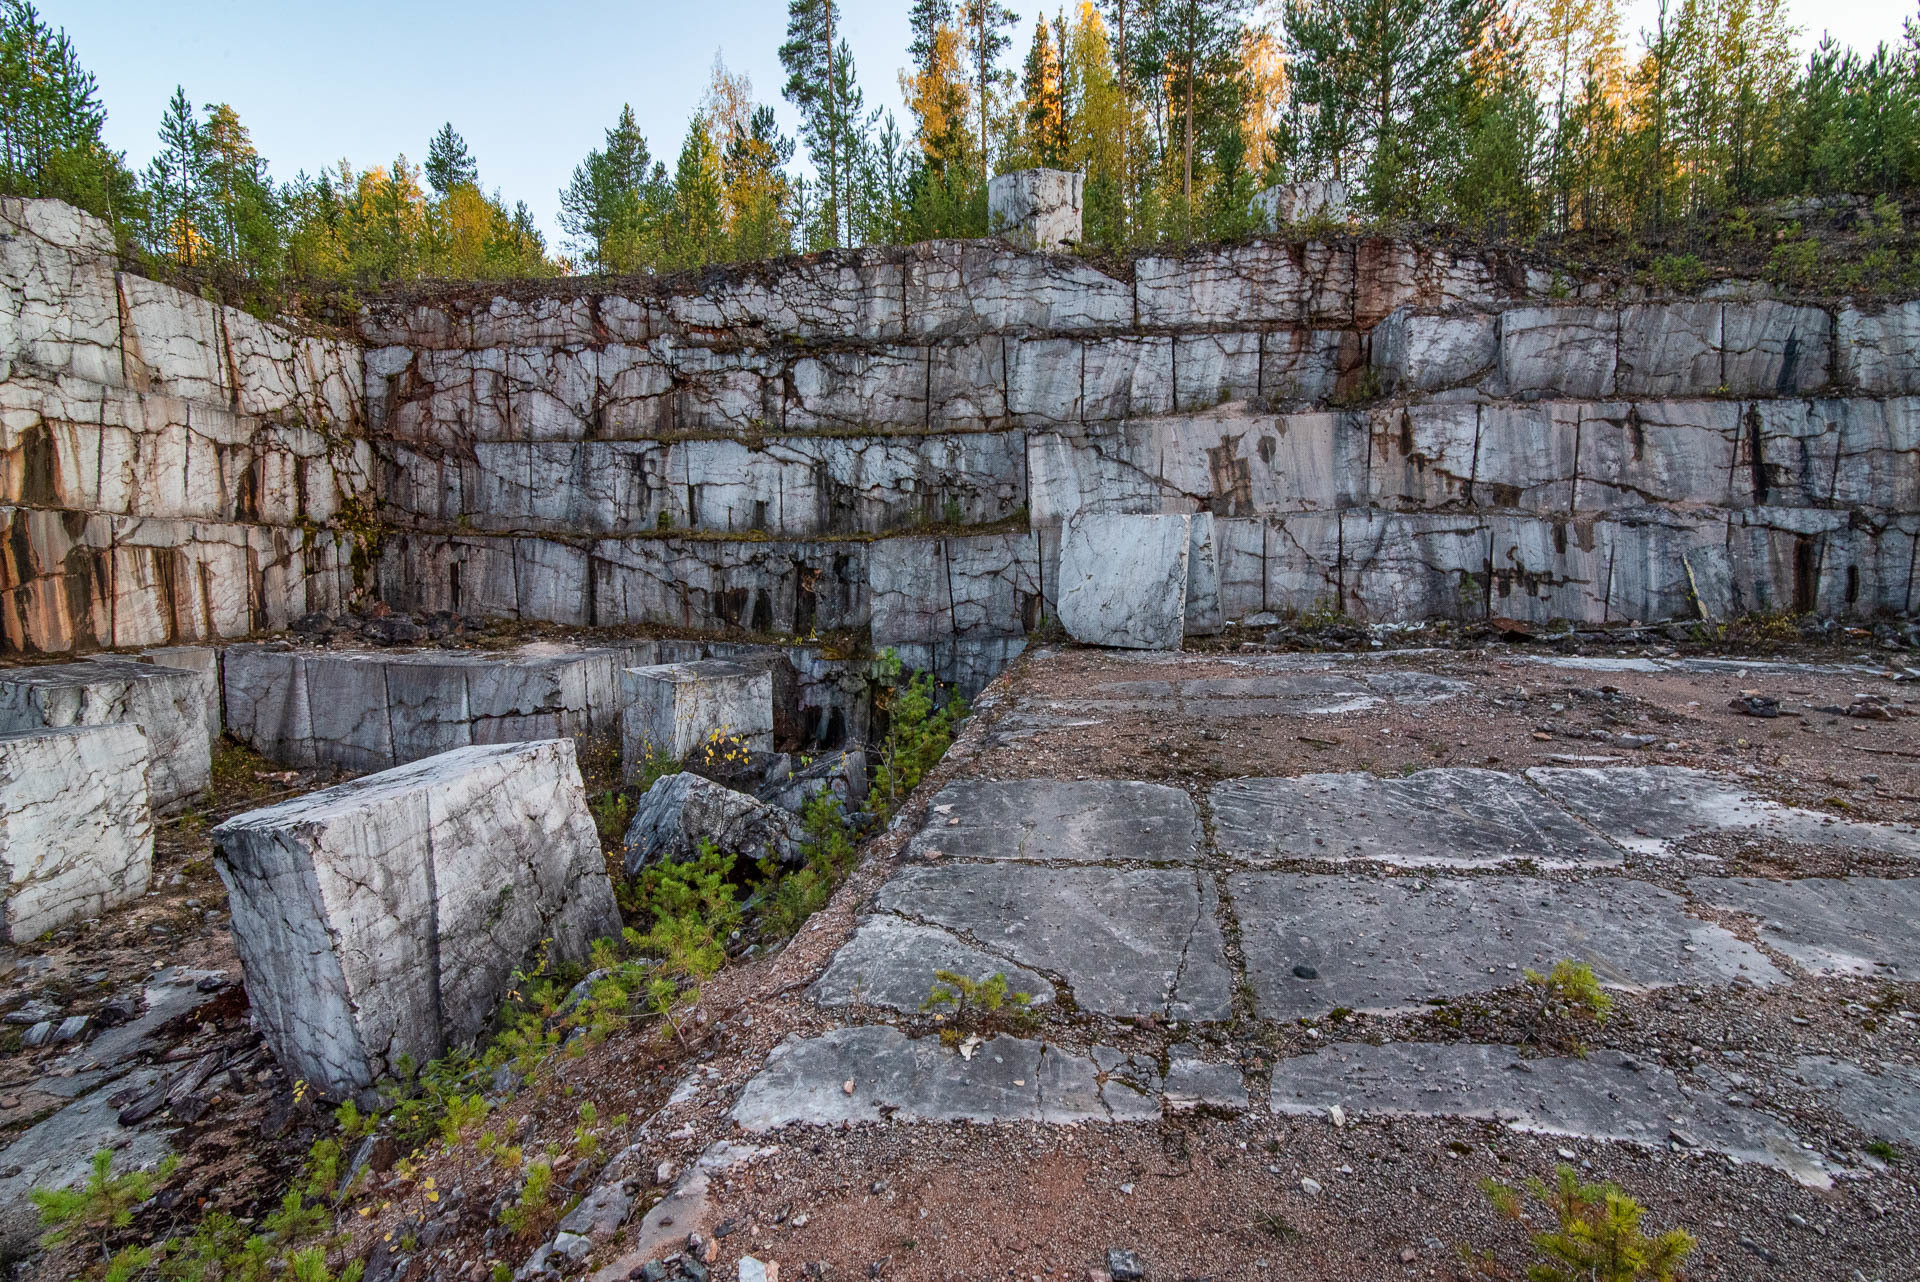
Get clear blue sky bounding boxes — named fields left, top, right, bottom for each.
left=55, top=0, right=1915, bottom=254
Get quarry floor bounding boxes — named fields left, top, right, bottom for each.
left=591, top=640, right=1920, bottom=1282
left=5, top=633, right=1920, bottom=1281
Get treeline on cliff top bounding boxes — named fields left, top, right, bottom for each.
left=5, top=0, right=1920, bottom=303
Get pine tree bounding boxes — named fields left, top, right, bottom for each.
left=198, top=102, right=279, bottom=275
left=0, top=1, right=133, bottom=224
left=666, top=112, right=726, bottom=268
left=1281, top=0, right=1505, bottom=221
left=961, top=0, right=1020, bottom=173
left=558, top=104, right=666, bottom=272
left=1136, top=0, right=1252, bottom=226
left=724, top=104, right=796, bottom=259
left=425, top=122, right=478, bottom=195
left=1017, top=13, right=1067, bottom=167
left=781, top=0, right=854, bottom=244
left=145, top=86, right=205, bottom=263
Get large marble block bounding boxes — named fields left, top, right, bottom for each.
left=621, top=660, right=774, bottom=771
left=212, top=740, right=619, bottom=1099
left=0, top=659, right=212, bottom=807
left=1056, top=513, right=1191, bottom=650
left=0, top=724, right=152, bottom=940
left=987, top=169, right=1083, bottom=251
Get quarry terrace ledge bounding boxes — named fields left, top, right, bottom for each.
left=5, top=194, right=1920, bottom=679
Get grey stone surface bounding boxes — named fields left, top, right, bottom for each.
left=1210, top=769, right=1621, bottom=868
left=1529, top=765, right=1920, bottom=859
left=0, top=724, right=153, bottom=941
left=1163, top=1051, right=1249, bottom=1113
left=810, top=915, right=1056, bottom=1012
left=1231, top=873, right=1782, bottom=1020
left=213, top=739, right=618, bottom=1099
left=1792, top=1056, right=1920, bottom=1146
left=1269, top=1041, right=1828, bottom=1186
left=0, top=659, right=211, bottom=806
left=1689, top=876, right=1920, bottom=977
left=987, top=169, right=1083, bottom=251
left=620, top=660, right=773, bottom=768
left=620, top=771, right=802, bottom=876
left=0, top=1067, right=172, bottom=1259
left=876, top=863, right=1233, bottom=1020
left=903, top=779, right=1203, bottom=863
left=1056, top=513, right=1190, bottom=650
left=731, top=1025, right=1163, bottom=1130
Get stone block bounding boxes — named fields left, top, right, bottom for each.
left=620, top=771, right=801, bottom=875
left=620, top=660, right=773, bottom=769
left=137, top=645, right=223, bottom=741
left=0, top=658, right=212, bottom=807
left=0, top=724, right=152, bottom=941
left=1838, top=301, right=1920, bottom=393
left=212, top=740, right=619, bottom=1099
left=1499, top=306, right=1616, bottom=399
left=987, top=169, right=1083, bottom=251
left=1250, top=179, right=1349, bottom=226
left=1055, top=513, right=1190, bottom=650
left=1371, top=308, right=1497, bottom=394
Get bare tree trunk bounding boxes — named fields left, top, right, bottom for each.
left=826, top=0, right=838, bottom=245
left=1184, top=58, right=1194, bottom=221
left=1117, top=0, right=1130, bottom=238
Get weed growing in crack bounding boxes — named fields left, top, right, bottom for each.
left=921, top=969, right=1032, bottom=1019
left=1525, top=959, right=1613, bottom=1023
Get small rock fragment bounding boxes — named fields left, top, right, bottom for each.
left=1105, top=1248, right=1146, bottom=1282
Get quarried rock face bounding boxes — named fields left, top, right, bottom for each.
left=1056, top=513, right=1191, bottom=649
left=0, top=723, right=152, bottom=941
left=0, top=658, right=212, bottom=806
left=0, top=199, right=370, bottom=656
left=620, top=660, right=774, bottom=769
left=211, top=740, right=618, bottom=1099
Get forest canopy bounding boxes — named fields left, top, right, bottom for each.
left=5, top=0, right=1920, bottom=298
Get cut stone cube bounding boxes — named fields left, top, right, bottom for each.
left=0, top=723, right=153, bottom=942
left=0, top=659, right=212, bottom=807
left=212, top=739, right=619, bottom=1099
left=621, top=660, right=774, bottom=773
left=1055, top=513, right=1192, bottom=650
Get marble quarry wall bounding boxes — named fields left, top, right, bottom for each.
left=0, top=199, right=368, bottom=655
left=363, top=240, right=1920, bottom=672
left=7, top=196, right=1920, bottom=683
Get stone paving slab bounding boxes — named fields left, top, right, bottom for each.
left=731, top=1026, right=1165, bottom=1130
left=811, top=916, right=1056, bottom=1012
left=1230, top=874, right=1783, bottom=1019
left=1792, top=1056, right=1920, bottom=1146
left=1210, top=769, right=1621, bottom=868
left=876, top=863, right=1234, bottom=1020
left=1690, top=876, right=1920, bottom=976
left=903, top=779, right=1203, bottom=863
left=1528, top=765, right=1920, bottom=859
left=1268, top=1041, right=1828, bottom=1187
